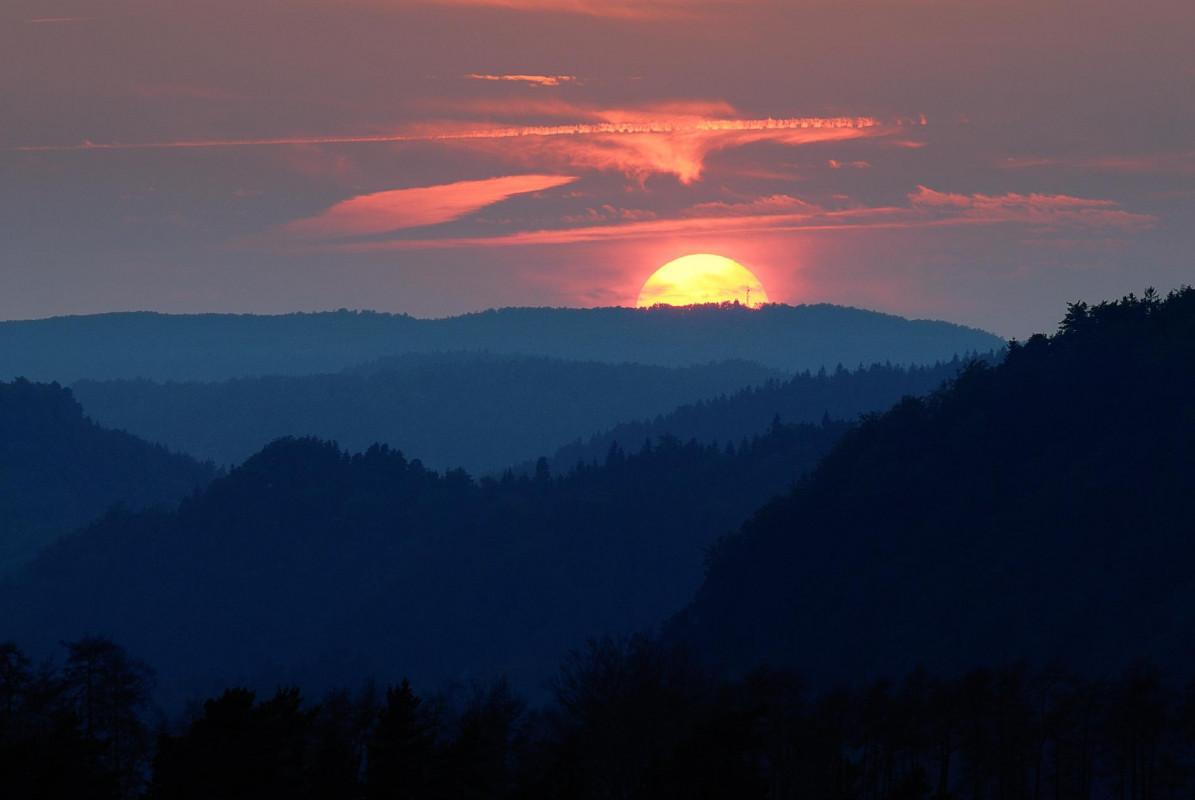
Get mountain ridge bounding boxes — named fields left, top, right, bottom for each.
left=0, top=379, right=216, bottom=573
left=71, top=354, right=783, bottom=474
left=1, top=303, right=1004, bottom=382
left=0, top=418, right=850, bottom=703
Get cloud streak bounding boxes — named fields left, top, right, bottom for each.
left=999, top=151, right=1195, bottom=176
left=909, top=186, right=1157, bottom=232
left=24, top=17, right=92, bottom=24
left=464, top=74, right=577, bottom=87
left=13, top=112, right=900, bottom=183
left=276, top=174, right=578, bottom=240
left=418, top=0, right=707, bottom=19
left=306, top=186, right=1155, bottom=251
left=13, top=115, right=887, bottom=152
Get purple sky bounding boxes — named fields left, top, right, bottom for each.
left=3, top=0, right=1193, bottom=336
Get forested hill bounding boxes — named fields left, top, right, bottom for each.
left=541, top=355, right=989, bottom=474
left=670, top=289, right=1195, bottom=683
left=0, top=303, right=1003, bottom=382
left=72, top=355, right=781, bottom=474
left=2, top=420, right=848, bottom=703
left=0, top=380, right=215, bottom=574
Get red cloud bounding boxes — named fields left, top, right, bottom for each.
left=279, top=174, right=577, bottom=240
left=308, top=185, right=1155, bottom=251
left=444, top=111, right=895, bottom=183
left=16, top=106, right=903, bottom=185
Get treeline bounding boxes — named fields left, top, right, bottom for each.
left=674, top=288, right=1195, bottom=682
left=71, top=354, right=781, bottom=474
left=0, top=304, right=1003, bottom=383
left=6, top=636, right=1195, bottom=800
left=0, top=379, right=215, bottom=574
left=540, top=356, right=986, bottom=474
left=1, top=420, right=849, bottom=703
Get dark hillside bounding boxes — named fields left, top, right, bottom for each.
left=0, top=380, right=215, bottom=573
left=72, top=355, right=781, bottom=473
left=1, top=420, right=847, bottom=702
left=671, top=289, right=1195, bottom=684
left=541, top=356, right=988, bottom=474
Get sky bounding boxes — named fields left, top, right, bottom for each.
left=2, top=0, right=1193, bottom=336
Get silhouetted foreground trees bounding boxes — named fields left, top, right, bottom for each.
left=674, top=288, right=1195, bottom=682
left=0, top=380, right=215, bottom=574
left=8, top=636, right=1195, bottom=800
left=0, top=638, right=154, bottom=799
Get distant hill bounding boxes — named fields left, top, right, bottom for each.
left=0, top=379, right=215, bottom=574
left=1, top=421, right=847, bottom=703
left=72, top=354, right=781, bottom=474
left=669, top=289, right=1195, bottom=684
left=0, top=304, right=1003, bottom=383
left=539, top=356, right=989, bottom=474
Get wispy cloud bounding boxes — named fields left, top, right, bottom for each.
left=999, top=150, right=1195, bottom=176
left=464, top=73, right=577, bottom=87
left=435, top=110, right=901, bottom=183
left=24, top=16, right=92, bottom=24
left=14, top=114, right=887, bottom=152
left=908, top=186, right=1157, bottom=231
left=417, top=0, right=707, bottom=19
left=13, top=110, right=903, bottom=183
left=276, top=174, right=577, bottom=241
left=307, top=186, right=1155, bottom=251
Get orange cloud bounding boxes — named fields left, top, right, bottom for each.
left=279, top=174, right=577, bottom=240
left=464, top=74, right=577, bottom=87
left=688, top=195, right=823, bottom=216
left=15, top=109, right=902, bottom=184
left=311, top=185, right=1155, bottom=251
left=448, top=113, right=895, bottom=183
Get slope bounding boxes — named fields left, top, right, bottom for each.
left=542, top=356, right=987, bottom=474
left=72, top=354, right=780, bottom=473
left=0, top=379, right=216, bottom=573
left=1, top=420, right=848, bottom=702
left=670, top=289, right=1195, bottom=683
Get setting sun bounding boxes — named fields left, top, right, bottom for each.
left=636, top=254, right=770, bottom=309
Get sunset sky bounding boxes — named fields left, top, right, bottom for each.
left=3, top=0, right=1193, bottom=335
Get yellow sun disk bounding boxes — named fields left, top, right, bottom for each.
left=636, top=254, right=769, bottom=308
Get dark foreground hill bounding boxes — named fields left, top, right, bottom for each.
left=72, top=355, right=780, bottom=473
left=1, top=421, right=848, bottom=703
left=0, top=380, right=215, bottom=574
left=0, top=303, right=1003, bottom=382
left=541, top=356, right=987, bottom=474
left=670, top=289, right=1195, bottom=684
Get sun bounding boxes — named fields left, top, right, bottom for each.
left=636, top=254, right=769, bottom=309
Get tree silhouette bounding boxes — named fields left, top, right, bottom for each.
left=366, top=680, right=439, bottom=800
left=63, top=637, right=154, bottom=798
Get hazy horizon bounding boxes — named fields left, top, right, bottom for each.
left=0, top=298, right=1005, bottom=333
